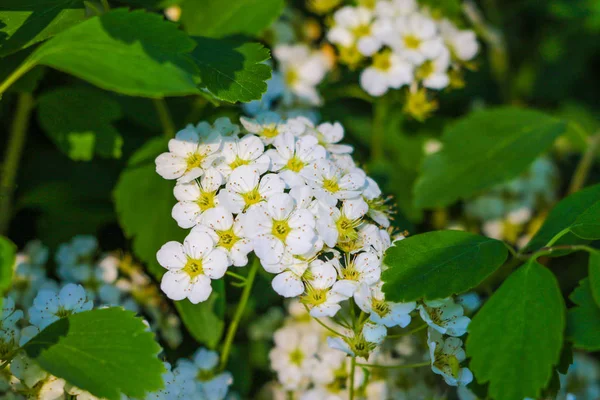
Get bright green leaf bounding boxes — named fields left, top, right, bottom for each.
left=566, top=278, right=600, bottom=351
left=414, top=107, right=566, bottom=208
left=113, top=137, right=186, bottom=276
left=23, top=308, right=164, bottom=400
left=381, top=231, right=508, bottom=302
left=37, top=86, right=123, bottom=161
left=0, top=236, right=16, bottom=307
left=180, top=0, right=284, bottom=38
left=175, top=279, right=225, bottom=349
left=26, top=9, right=199, bottom=97
left=467, top=260, right=566, bottom=400
left=590, top=251, right=600, bottom=307
left=524, top=183, right=600, bottom=251
left=191, top=37, right=271, bottom=103
left=570, top=200, right=600, bottom=240
left=0, top=0, right=85, bottom=57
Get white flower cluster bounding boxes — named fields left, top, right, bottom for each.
left=10, top=238, right=182, bottom=349
left=326, top=0, right=479, bottom=96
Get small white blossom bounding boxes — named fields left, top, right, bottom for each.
left=359, top=50, right=413, bottom=96
left=418, top=298, right=470, bottom=337
left=28, top=284, right=93, bottom=330
left=301, top=260, right=349, bottom=317
left=302, top=160, right=365, bottom=206
left=355, top=282, right=416, bottom=328
left=240, top=112, right=306, bottom=145
left=176, top=348, right=233, bottom=400
left=218, top=165, right=285, bottom=214
left=266, top=133, right=326, bottom=188
left=172, top=169, right=223, bottom=229
left=328, top=7, right=380, bottom=56
left=216, top=134, right=270, bottom=178
left=428, top=329, right=473, bottom=386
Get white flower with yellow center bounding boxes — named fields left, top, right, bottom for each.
left=332, top=251, right=381, bottom=296
left=302, top=159, right=366, bottom=206
left=308, top=121, right=353, bottom=155
left=355, top=282, right=415, bottom=328
left=428, top=329, right=473, bottom=386
left=157, top=231, right=230, bottom=304
left=155, top=125, right=222, bottom=183
left=416, top=47, right=451, bottom=90
left=245, top=193, right=317, bottom=265
left=328, top=6, right=381, bottom=56
left=383, top=14, right=444, bottom=65
left=216, top=134, right=270, bottom=178
left=266, top=133, right=326, bottom=188
left=172, top=168, right=223, bottom=229
left=326, top=323, right=381, bottom=358
left=175, top=348, right=233, bottom=399
left=301, top=260, right=350, bottom=317
left=418, top=298, right=470, bottom=337
left=374, top=0, right=417, bottom=18
left=438, top=19, right=479, bottom=62
left=358, top=223, right=391, bottom=257
left=217, top=165, right=285, bottom=214
left=193, top=207, right=252, bottom=267
left=316, top=200, right=368, bottom=249
left=273, top=44, right=330, bottom=106
left=266, top=252, right=311, bottom=298
left=28, top=284, right=93, bottom=330
left=240, top=112, right=306, bottom=145
left=359, top=49, right=413, bottom=96
left=362, top=177, right=391, bottom=228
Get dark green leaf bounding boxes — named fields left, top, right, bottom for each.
left=589, top=251, right=600, bottom=307
left=570, top=201, right=600, bottom=240
left=175, top=279, right=225, bottom=349
left=556, top=341, right=573, bottom=375
left=381, top=230, right=508, bottom=302
left=524, top=184, right=600, bottom=251
left=23, top=308, right=164, bottom=400
left=113, top=137, right=185, bottom=276
left=37, top=86, right=123, bottom=161
left=180, top=0, right=284, bottom=38
left=191, top=37, right=271, bottom=103
left=0, top=0, right=85, bottom=56
left=0, top=236, right=16, bottom=305
left=28, top=9, right=199, bottom=97
left=467, top=260, right=566, bottom=400
left=414, top=107, right=567, bottom=208
left=567, top=278, right=600, bottom=350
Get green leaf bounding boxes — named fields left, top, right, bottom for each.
left=569, top=200, right=600, bottom=240
left=26, top=9, right=199, bottom=98
left=523, top=183, right=600, bottom=251
left=467, top=260, right=566, bottom=400
left=381, top=231, right=508, bottom=302
left=37, top=86, right=123, bottom=161
left=113, top=137, right=185, bottom=276
left=566, top=278, right=600, bottom=351
left=0, top=236, right=16, bottom=306
left=590, top=251, right=600, bottom=307
left=414, top=107, right=567, bottom=208
left=180, top=0, right=284, bottom=38
left=175, top=279, right=225, bottom=349
left=0, top=0, right=85, bottom=56
left=190, top=37, right=271, bottom=103
left=23, top=308, right=164, bottom=400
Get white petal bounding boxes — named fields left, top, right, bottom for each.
left=202, top=249, right=230, bottom=279
left=157, top=241, right=186, bottom=270
left=272, top=271, right=304, bottom=297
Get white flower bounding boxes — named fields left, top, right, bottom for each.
left=332, top=252, right=381, bottom=296
left=193, top=207, right=252, bottom=267
left=374, top=0, right=417, bottom=17
left=1, top=297, right=22, bottom=359
left=240, top=112, right=306, bottom=145
left=328, top=7, right=380, bottom=56
left=355, top=282, right=416, bottom=328
left=301, top=260, right=350, bottom=317
left=211, top=117, right=240, bottom=138
left=428, top=329, right=473, bottom=386
left=383, top=14, right=444, bottom=65
left=359, top=50, right=413, bottom=96
left=362, top=177, right=390, bottom=228
left=266, top=133, right=326, bottom=188
left=218, top=165, right=285, bottom=214
left=362, top=321, right=387, bottom=344
left=358, top=224, right=391, bottom=257
left=10, top=353, right=47, bottom=388
left=274, top=44, right=330, bottom=105
left=418, top=298, right=470, bottom=337
left=176, top=348, right=232, bottom=400
left=268, top=253, right=310, bottom=298
left=316, top=200, right=368, bottom=249
left=269, top=326, right=320, bottom=390
left=245, top=193, right=317, bottom=265
left=147, top=362, right=195, bottom=400
left=28, top=284, right=93, bottom=330
left=157, top=231, right=230, bottom=304
left=417, top=47, right=451, bottom=90
left=308, top=122, right=353, bottom=155
left=172, top=168, right=223, bottom=228
left=302, top=160, right=365, bottom=206
left=439, top=19, right=479, bottom=61
left=216, top=134, right=270, bottom=178
left=55, top=235, right=97, bottom=283
left=155, top=124, right=222, bottom=183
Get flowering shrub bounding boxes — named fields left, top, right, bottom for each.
left=1, top=1, right=600, bottom=400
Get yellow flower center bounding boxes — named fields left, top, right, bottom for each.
left=373, top=51, right=392, bottom=71
left=342, top=264, right=360, bottom=281
left=216, top=228, right=239, bottom=251
left=182, top=258, right=204, bottom=279
left=272, top=220, right=292, bottom=241
left=339, top=45, right=363, bottom=67
left=404, top=88, right=438, bottom=122
left=241, top=187, right=262, bottom=209
left=323, top=177, right=340, bottom=193
left=416, top=60, right=434, bottom=79
left=196, top=190, right=216, bottom=211
left=286, top=156, right=305, bottom=173
left=229, top=156, right=250, bottom=170
left=434, top=351, right=461, bottom=378
left=352, top=24, right=371, bottom=38
left=285, top=69, right=299, bottom=86
left=261, top=126, right=279, bottom=138
left=289, top=348, right=304, bottom=366
left=404, top=34, right=421, bottom=49
left=336, top=215, right=361, bottom=242
left=301, top=286, right=329, bottom=307
left=196, top=368, right=215, bottom=382
left=185, top=152, right=205, bottom=171
left=372, top=298, right=390, bottom=318
left=55, top=308, right=73, bottom=318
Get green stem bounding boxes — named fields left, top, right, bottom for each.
left=100, top=0, right=110, bottom=11
left=153, top=99, right=176, bottom=139
left=349, top=356, right=356, bottom=400
left=0, top=93, right=34, bottom=235
left=225, top=271, right=246, bottom=282
left=568, top=132, right=600, bottom=194
left=219, top=258, right=259, bottom=371
left=306, top=306, right=346, bottom=337
left=356, top=361, right=430, bottom=369
left=545, top=227, right=571, bottom=248
left=0, top=61, right=35, bottom=96
left=371, top=96, right=389, bottom=161
left=387, top=323, right=427, bottom=339
left=0, top=348, right=20, bottom=370
left=530, top=244, right=597, bottom=260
